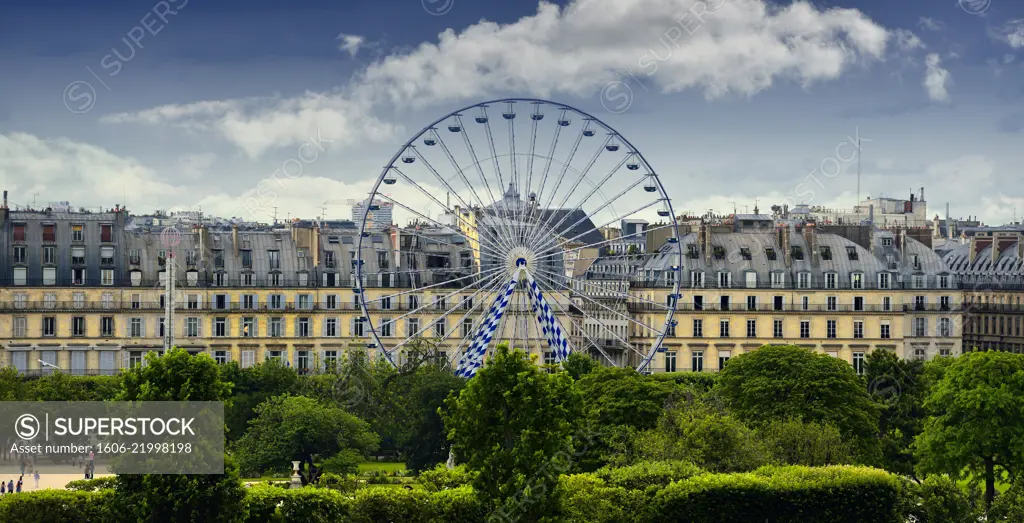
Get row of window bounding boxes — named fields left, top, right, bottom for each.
left=677, top=294, right=953, bottom=312
left=10, top=223, right=108, bottom=242
left=964, top=315, right=1024, bottom=337
left=687, top=271, right=951, bottom=290
left=8, top=315, right=477, bottom=340
left=684, top=317, right=953, bottom=339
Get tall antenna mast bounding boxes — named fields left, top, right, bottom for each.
left=856, top=138, right=861, bottom=205
left=272, top=207, right=278, bottom=224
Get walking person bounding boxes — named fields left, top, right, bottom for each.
left=1, top=480, right=6, bottom=495
left=33, top=470, right=39, bottom=489
left=6, top=479, right=12, bottom=493
left=16, top=476, right=22, bottom=493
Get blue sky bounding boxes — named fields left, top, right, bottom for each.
left=1, top=0, right=1022, bottom=225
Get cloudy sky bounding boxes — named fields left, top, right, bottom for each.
left=1, top=0, right=1023, bottom=225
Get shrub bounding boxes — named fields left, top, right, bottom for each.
left=316, top=472, right=358, bottom=492
left=990, top=483, right=1024, bottom=522
left=648, top=465, right=902, bottom=523
left=594, top=460, right=703, bottom=493
left=900, top=475, right=982, bottom=523
left=274, top=487, right=351, bottom=523
left=428, top=485, right=487, bottom=523
left=349, top=487, right=433, bottom=523
left=418, top=464, right=476, bottom=492
left=65, top=476, right=118, bottom=491
left=0, top=489, right=113, bottom=520
left=649, top=372, right=718, bottom=392
left=555, top=473, right=643, bottom=523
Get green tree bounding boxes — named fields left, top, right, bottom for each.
left=393, top=364, right=465, bottom=473
left=636, top=399, right=769, bottom=472
left=716, top=345, right=880, bottom=462
left=915, top=351, right=1024, bottom=509
left=220, top=359, right=299, bottom=442
left=442, top=343, right=583, bottom=522
left=757, top=418, right=853, bottom=467
left=0, top=367, right=30, bottom=400
left=112, top=348, right=245, bottom=523
left=865, top=349, right=928, bottom=477
left=573, top=366, right=676, bottom=469
left=29, top=373, right=121, bottom=401
left=563, top=352, right=599, bottom=381
left=234, top=394, right=379, bottom=485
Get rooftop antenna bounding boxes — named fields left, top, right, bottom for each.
left=272, top=207, right=278, bottom=225
left=31, top=192, right=39, bottom=208
left=729, top=201, right=737, bottom=215
left=855, top=138, right=863, bottom=205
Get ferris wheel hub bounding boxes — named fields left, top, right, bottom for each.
left=506, top=246, right=537, bottom=274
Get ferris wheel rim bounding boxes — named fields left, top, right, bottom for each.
left=354, top=97, right=683, bottom=374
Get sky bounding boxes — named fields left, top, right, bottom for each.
left=1, top=0, right=1023, bottom=226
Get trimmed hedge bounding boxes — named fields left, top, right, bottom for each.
left=0, top=489, right=114, bottom=520
left=648, top=465, right=902, bottom=523
left=1, top=466, right=904, bottom=523
left=65, top=476, right=118, bottom=492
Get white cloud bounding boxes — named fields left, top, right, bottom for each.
left=338, top=34, right=366, bottom=58
left=102, top=92, right=401, bottom=159
left=894, top=29, right=924, bottom=51
left=178, top=153, right=217, bottom=180
left=102, top=0, right=892, bottom=157
left=0, top=133, right=184, bottom=211
left=923, top=53, right=950, bottom=103
left=994, top=19, right=1024, bottom=49
left=918, top=17, right=943, bottom=31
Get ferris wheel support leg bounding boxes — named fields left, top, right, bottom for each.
left=455, top=271, right=521, bottom=378
left=524, top=272, right=574, bottom=363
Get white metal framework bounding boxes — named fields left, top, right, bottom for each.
left=355, top=98, right=681, bottom=377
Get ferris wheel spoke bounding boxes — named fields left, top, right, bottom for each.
left=530, top=266, right=673, bottom=310
left=364, top=265, right=506, bottom=306
left=372, top=193, right=508, bottom=260
left=529, top=267, right=664, bottom=335
left=454, top=114, right=502, bottom=221
left=526, top=155, right=634, bottom=248
left=385, top=271, right=509, bottom=357
left=536, top=122, right=587, bottom=217
left=534, top=222, right=680, bottom=264
left=371, top=269, right=505, bottom=325
left=529, top=134, right=611, bottom=242
left=524, top=107, right=565, bottom=234
left=531, top=276, right=625, bottom=366
left=391, top=167, right=513, bottom=254
left=537, top=199, right=664, bottom=257
left=432, top=275, right=503, bottom=353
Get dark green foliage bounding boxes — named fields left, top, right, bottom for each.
left=29, top=372, right=122, bottom=401
left=221, top=359, right=300, bottom=442
left=234, top=395, right=379, bottom=484
left=321, top=448, right=365, bottom=475
left=757, top=418, right=854, bottom=467
left=636, top=399, right=770, bottom=473
left=716, top=345, right=881, bottom=462
left=990, top=484, right=1024, bottom=521
left=865, top=349, right=929, bottom=477
left=901, top=475, right=982, bottom=523
left=117, top=348, right=232, bottom=402
left=392, top=364, right=466, bottom=473
left=648, top=466, right=903, bottom=523
left=648, top=371, right=718, bottom=393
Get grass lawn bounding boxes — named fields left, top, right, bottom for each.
left=357, top=462, right=407, bottom=474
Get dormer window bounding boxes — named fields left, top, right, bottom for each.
left=765, top=248, right=777, bottom=261
left=686, top=244, right=699, bottom=259
left=820, top=246, right=832, bottom=260
left=739, top=248, right=751, bottom=260
left=791, top=246, right=804, bottom=260
left=846, top=246, right=858, bottom=260
left=713, top=246, right=725, bottom=260
left=882, top=237, right=893, bottom=247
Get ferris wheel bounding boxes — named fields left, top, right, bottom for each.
left=354, top=98, right=682, bottom=377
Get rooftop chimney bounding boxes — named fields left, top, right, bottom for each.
left=803, top=223, right=818, bottom=266
left=2, top=190, right=6, bottom=209
left=232, top=223, right=239, bottom=255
